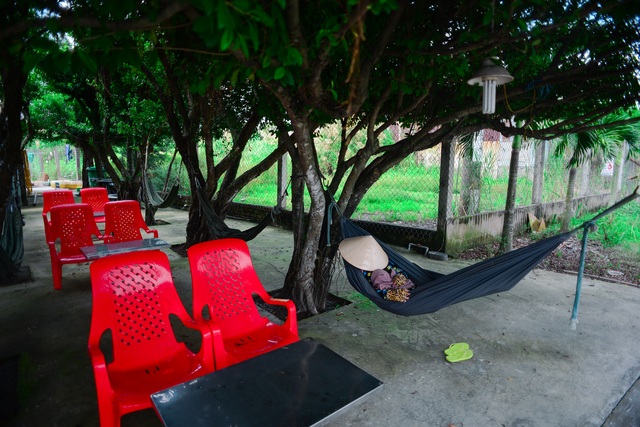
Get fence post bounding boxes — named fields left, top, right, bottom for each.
left=437, top=137, right=455, bottom=251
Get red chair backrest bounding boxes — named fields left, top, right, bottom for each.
left=89, top=250, right=197, bottom=375
left=104, top=200, right=148, bottom=243
left=49, top=203, right=100, bottom=256
left=42, top=190, right=75, bottom=215
left=80, top=187, right=109, bottom=214
left=188, top=238, right=269, bottom=334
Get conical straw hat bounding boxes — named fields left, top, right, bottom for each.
left=339, top=235, right=389, bottom=271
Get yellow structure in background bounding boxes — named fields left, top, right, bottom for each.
left=50, top=180, right=82, bottom=189
left=23, top=150, right=33, bottom=195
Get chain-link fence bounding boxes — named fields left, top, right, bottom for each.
left=445, top=130, right=637, bottom=222
left=140, top=126, right=640, bottom=227
left=29, top=128, right=638, bottom=229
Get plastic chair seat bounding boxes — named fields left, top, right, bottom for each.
left=53, top=251, right=88, bottom=263
left=103, top=352, right=210, bottom=396
left=188, top=238, right=299, bottom=370
left=222, top=325, right=298, bottom=359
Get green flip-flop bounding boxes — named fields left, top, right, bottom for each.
left=444, top=342, right=469, bottom=356
left=446, top=349, right=473, bottom=363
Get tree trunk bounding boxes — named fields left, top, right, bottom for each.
left=531, top=140, right=545, bottom=212
left=0, top=51, right=27, bottom=230
left=561, top=166, right=578, bottom=232
left=458, top=131, right=482, bottom=216
left=53, top=149, right=61, bottom=180
left=282, top=121, right=326, bottom=315
left=437, top=137, right=455, bottom=250
left=499, top=133, right=522, bottom=254
left=579, top=149, right=591, bottom=197
left=37, top=149, right=45, bottom=181
left=282, top=162, right=305, bottom=298
left=611, top=142, right=629, bottom=204
left=75, top=147, right=81, bottom=180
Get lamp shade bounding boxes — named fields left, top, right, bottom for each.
left=467, top=58, right=514, bottom=86
left=467, top=58, right=513, bottom=114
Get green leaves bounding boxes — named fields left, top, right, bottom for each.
left=274, top=67, right=286, bottom=80
left=76, top=50, right=98, bottom=74
left=217, top=0, right=233, bottom=30
left=220, top=29, right=234, bottom=50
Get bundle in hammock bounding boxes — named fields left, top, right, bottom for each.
left=195, top=184, right=277, bottom=242
left=143, top=172, right=180, bottom=209
left=340, top=216, right=573, bottom=316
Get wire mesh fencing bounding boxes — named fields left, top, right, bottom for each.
left=28, top=127, right=637, bottom=230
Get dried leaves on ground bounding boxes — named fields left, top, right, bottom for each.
left=456, top=235, right=640, bottom=287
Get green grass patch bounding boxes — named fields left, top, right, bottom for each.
left=545, top=200, right=640, bottom=253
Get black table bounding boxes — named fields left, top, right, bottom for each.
left=151, top=338, right=383, bottom=427
left=80, top=238, right=169, bottom=260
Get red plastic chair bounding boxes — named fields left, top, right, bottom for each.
left=42, top=189, right=75, bottom=242
left=103, top=200, right=158, bottom=244
left=88, top=251, right=215, bottom=427
left=188, top=238, right=299, bottom=369
left=47, top=203, right=102, bottom=290
left=80, top=187, right=109, bottom=223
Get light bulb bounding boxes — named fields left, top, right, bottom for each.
left=482, top=79, right=497, bottom=114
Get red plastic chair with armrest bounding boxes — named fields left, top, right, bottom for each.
left=88, top=250, right=216, bottom=427
left=80, top=187, right=109, bottom=223
left=42, top=189, right=75, bottom=242
left=47, top=203, right=102, bottom=290
left=103, top=200, right=158, bottom=243
left=188, top=238, right=299, bottom=370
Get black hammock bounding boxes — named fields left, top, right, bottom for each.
left=143, top=172, right=180, bottom=209
left=340, top=216, right=574, bottom=316
left=195, top=183, right=278, bottom=242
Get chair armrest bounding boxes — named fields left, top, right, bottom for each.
left=47, top=241, right=58, bottom=256
left=181, top=316, right=224, bottom=373
left=144, top=228, right=159, bottom=239
left=87, top=344, right=112, bottom=399
left=264, top=297, right=298, bottom=333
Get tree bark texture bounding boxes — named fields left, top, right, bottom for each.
left=499, top=133, right=523, bottom=254
left=0, top=52, right=26, bottom=231
left=561, top=166, right=578, bottom=232
left=531, top=140, right=545, bottom=214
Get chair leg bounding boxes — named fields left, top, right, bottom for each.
left=51, top=260, right=62, bottom=290
left=98, top=402, right=121, bottom=427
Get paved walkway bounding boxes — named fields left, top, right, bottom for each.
left=2, top=203, right=640, bottom=426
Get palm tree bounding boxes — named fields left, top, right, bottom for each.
left=556, top=110, right=640, bottom=232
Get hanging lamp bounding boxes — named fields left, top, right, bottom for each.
left=467, top=58, right=513, bottom=114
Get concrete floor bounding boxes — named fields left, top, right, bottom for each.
left=2, top=202, right=640, bottom=426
